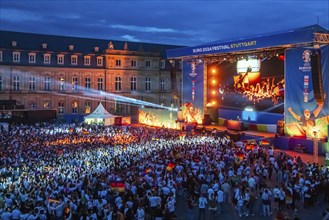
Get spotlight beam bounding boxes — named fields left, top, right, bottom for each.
left=17, top=71, right=174, bottom=110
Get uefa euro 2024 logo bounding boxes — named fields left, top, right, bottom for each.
left=189, top=61, right=197, bottom=78
left=302, top=50, right=311, bottom=63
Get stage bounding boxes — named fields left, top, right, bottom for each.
left=198, top=124, right=327, bottom=166
left=198, top=124, right=276, bottom=139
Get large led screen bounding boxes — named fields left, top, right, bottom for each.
left=210, top=56, right=284, bottom=113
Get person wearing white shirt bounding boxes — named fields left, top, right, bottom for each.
left=136, top=205, right=145, bottom=220
left=198, top=194, right=207, bottom=220
left=261, top=189, right=271, bottom=216
left=167, top=196, right=176, bottom=216
left=1, top=208, right=12, bottom=220
left=11, top=207, right=21, bottom=220
left=216, top=189, right=224, bottom=215
left=248, top=176, right=256, bottom=193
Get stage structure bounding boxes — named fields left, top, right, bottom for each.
left=167, top=25, right=329, bottom=158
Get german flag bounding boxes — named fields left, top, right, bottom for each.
left=246, top=144, right=256, bottom=151
left=260, top=140, right=270, bottom=146
left=235, top=152, right=244, bottom=162
left=166, top=162, right=176, bottom=171
left=81, top=129, right=89, bottom=134
left=110, top=182, right=125, bottom=192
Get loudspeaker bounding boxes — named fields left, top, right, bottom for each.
left=311, top=49, right=324, bottom=103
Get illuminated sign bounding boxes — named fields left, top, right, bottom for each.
left=192, top=40, right=257, bottom=54
left=236, top=58, right=260, bottom=73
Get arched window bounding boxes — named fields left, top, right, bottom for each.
left=58, top=101, right=64, bottom=114
left=115, top=76, right=122, bottom=91
left=160, top=78, right=165, bottom=91
left=130, top=76, right=137, bottom=91
left=72, top=101, right=78, bottom=114
left=145, top=77, right=151, bottom=91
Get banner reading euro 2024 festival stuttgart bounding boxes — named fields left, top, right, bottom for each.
left=182, top=60, right=204, bottom=124
left=285, top=46, right=329, bottom=139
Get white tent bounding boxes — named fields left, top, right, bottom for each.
left=84, top=103, right=116, bottom=125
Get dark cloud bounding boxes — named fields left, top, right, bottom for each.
left=1, top=0, right=328, bottom=46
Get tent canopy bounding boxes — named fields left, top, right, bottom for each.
left=166, top=25, right=328, bottom=59
left=84, top=103, right=116, bottom=119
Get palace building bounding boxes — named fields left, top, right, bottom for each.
left=0, top=31, right=183, bottom=122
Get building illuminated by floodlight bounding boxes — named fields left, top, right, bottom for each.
left=0, top=31, right=183, bottom=123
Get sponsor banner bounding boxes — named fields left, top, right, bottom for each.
left=285, top=46, right=329, bottom=139
left=182, top=60, right=204, bottom=123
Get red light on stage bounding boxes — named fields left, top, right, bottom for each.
left=278, top=55, right=285, bottom=61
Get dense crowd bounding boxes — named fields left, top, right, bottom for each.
left=0, top=123, right=329, bottom=220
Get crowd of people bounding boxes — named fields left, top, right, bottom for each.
left=0, top=122, right=328, bottom=220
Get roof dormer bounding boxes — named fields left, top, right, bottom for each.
left=12, top=41, right=17, bottom=47
left=42, top=43, right=47, bottom=49
left=69, top=45, right=74, bottom=51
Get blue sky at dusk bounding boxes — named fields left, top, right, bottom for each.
left=1, top=0, right=328, bottom=46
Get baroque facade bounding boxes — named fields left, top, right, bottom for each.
left=0, top=31, right=183, bottom=122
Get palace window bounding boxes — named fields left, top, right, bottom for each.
left=13, top=76, right=20, bottom=91
left=131, top=60, right=137, bottom=67
left=84, top=56, right=91, bottom=66
left=43, top=54, right=51, bottom=64
left=145, top=77, right=151, bottom=91
left=97, top=57, right=103, bottom=66
left=28, top=53, right=36, bottom=63
left=29, top=76, right=36, bottom=91
left=13, top=52, right=20, bottom=63
left=130, top=76, right=137, bottom=91
left=85, top=77, right=91, bottom=90
left=115, top=76, right=122, bottom=91
left=59, top=77, right=65, bottom=91
left=160, top=60, right=165, bottom=69
left=43, top=101, right=50, bottom=109
left=160, top=78, right=165, bottom=91
left=72, top=101, right=78, bottom=114
left=146, top=60, right=151, bottom=67
left=72, top=77, right=78, bottom=91
left=71, top=55, right=78, bottom=65
left=58, top=101, right=64, bottom=114
left=0, top=75, right=3, bottom=91
left=29, top=101, right=36, bottom=109
left=44, top=76, right=51, bottom=91
left=57, top=54, right=64, bottom=65
left=97, top=77, right=103, bottom=91
left=85, top=101, right=91, bottom=114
